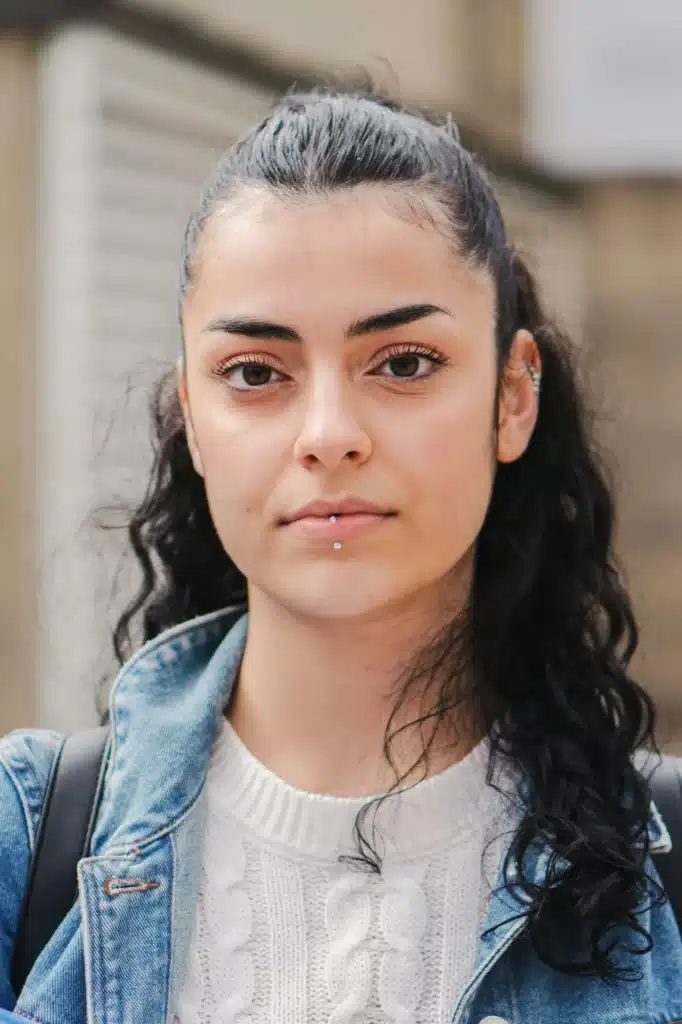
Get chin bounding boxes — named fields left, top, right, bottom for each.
left=285, top=588, right=396, bottom=621
left=270, top=562, right=437, bottom=624
left=256, top=562, right=402, bottom=620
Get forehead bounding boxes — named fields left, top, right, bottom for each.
left=186, top=186, right=495, bottom=324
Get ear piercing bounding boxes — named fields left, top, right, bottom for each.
left=526, top=361, right=541, bottom=395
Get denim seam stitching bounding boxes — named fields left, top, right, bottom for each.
left=450, top=918, right=527, bottom=1023
left=167, top=829, right=178, bottom=1024
left=77, top=861, right=97, bottom=1024
left=0, top=758, right=36, bottom=852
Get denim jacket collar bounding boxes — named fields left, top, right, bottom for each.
left=91, top=606, right=248, bottom=856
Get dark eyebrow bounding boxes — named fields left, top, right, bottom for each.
left=347, top=303, right=453, bottom=337
left=203, top=317, right=299, bottom=342
left=203, top=303, right=452, bottom=343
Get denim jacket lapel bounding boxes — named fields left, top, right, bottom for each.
left=76, top=609, right=249, bottom=1024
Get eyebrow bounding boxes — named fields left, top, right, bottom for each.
left=202, top=303, right=453, bottom=342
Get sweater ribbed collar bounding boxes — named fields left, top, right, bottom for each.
left=205, top=717, right=508, bottom=861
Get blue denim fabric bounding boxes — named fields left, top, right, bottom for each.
left=0, top=605, right=681, bottom=1024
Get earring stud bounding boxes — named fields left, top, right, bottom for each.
left=526, top=361, right=541, bottom=395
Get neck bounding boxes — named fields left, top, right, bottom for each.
left=227, top=582, right=478, bottom=798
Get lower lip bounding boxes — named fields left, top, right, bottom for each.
left=284, top=513, right=393, bottom=540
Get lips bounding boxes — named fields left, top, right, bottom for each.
left=282, top=497, right=394, bottom=525
left=283, top=511, right=393, bottom=541
left=280, top=497, right=396, bottom=542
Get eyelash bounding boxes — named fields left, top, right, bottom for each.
left=214, top=353, right=270, bottom=374
left=213, top=344, right=448, bottom=390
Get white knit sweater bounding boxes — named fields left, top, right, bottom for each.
left=174, top=719, right=512, bottom=1024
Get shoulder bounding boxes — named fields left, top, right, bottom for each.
left=0, top=730, right=62, bottom=1007
left=0, top=729, right=62, bottom=1002
left=485, top=892, right=682, bottom=1024
left=0, top=730, right=63, bottom=853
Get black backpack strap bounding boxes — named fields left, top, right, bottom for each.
left=10, top=726, right=111, bottom=997
left=650, top=753, right=682, bottom=934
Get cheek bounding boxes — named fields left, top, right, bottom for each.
left=400, top=389, right=496, bottom=537
left=191, top=404, right=283, bottom=537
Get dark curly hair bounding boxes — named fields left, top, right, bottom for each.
left=110, top=89, right=663, bottom=981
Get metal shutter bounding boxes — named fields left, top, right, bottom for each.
left=37, top=24, right=273, bottom=729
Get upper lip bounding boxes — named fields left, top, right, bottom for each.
left=282, top=497, right=394, bottom=524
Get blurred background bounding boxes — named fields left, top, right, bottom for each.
left=0, top=0, right=680, bottom=743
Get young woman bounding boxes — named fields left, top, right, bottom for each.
left=1, top=89, right=681, bottom=1024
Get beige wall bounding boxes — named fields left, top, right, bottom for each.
left=121, top=0, right=480, bottom=112
left=584, top=182, right=682, bottom=738
left=495, top=177, right=585, bottom=340
left=464, top=0, right=525, bottom=154
left=120, top=0, right=530, bottom=154
left=0, top=38, right=38, bottom=732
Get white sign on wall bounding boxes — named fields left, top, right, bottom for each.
left=526, top=0, right=682, bottom=175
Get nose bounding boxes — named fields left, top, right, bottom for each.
left=293, top=369, right=372, bottom=471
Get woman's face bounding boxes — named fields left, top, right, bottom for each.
left=180, top=186, right=536, bottom=621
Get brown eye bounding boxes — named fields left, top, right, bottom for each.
left=215, top=358, right=287, bottom=391
left=241, top=364, right=274, bottom=387
left=387, top=354, right=422, bottom=378
left=369, top=348, right=445, bottom=381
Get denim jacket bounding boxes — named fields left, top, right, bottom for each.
left=0, top=606, right=681, bottom=1024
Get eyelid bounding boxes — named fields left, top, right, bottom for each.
left=214, top=352, right=271, bottom=372
left=212, top=353, right=292, bottom=382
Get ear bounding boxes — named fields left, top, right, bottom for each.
left=497, top=329, right=541, bottom=464
left=177, top=358, right=204, bottom=477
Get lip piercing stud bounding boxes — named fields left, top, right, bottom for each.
left=329, top=515, right=342, bottom=550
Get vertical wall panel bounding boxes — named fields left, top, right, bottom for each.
left=37, top=25, right=272, bottom=729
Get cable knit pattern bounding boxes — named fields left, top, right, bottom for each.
left=174, top=808, right=254, bottom=1023
left=379, top=861, right=428, bottom=1023
left=325, top=872, right=373, bottom=1021
left=174, top=720, right=516, bottom=1024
